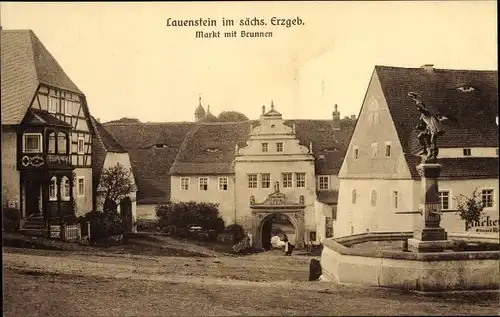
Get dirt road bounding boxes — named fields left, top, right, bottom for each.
left=3, top=247, right=498, bottom=316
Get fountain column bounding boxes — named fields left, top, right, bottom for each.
left=408, top=163, right=454, bottom=252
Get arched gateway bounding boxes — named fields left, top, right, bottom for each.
left=250, top=185, right=305, bottom=249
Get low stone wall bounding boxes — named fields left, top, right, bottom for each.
left=320, top=231, right=499, bottom=292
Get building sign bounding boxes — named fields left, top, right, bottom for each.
left=466, top=216, right=499, bottom=233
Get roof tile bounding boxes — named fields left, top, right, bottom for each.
left=1, top=29, right=83, bottom=125
left=376, top=65, right=498, bottom=179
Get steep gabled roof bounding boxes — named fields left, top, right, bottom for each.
left=102, top=122, right=195, bottom=204
left=375, top=65, right=498, bottom=178
left=169, top=119, right=355, bottom=175
left=170, top=121, right=253, bottom=175
left=91, top=117, right=127, bottom=153
left=1, top=29, right=83, bottom=125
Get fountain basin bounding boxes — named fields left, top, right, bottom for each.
left=320, top=231, right=499, bottom=292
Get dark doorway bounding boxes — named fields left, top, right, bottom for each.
left=120, top=197, right=133, bottom=233
left=262, top=216, right=273, bottom=250
left=25, top=180, right=41, bottom=218
left=261, top=213, right=295, bottom=251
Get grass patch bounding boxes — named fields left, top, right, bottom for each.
left=2, top=232, right=212, bottom=257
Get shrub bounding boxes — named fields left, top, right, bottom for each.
left=82, top=210, right=125, bottom=244
left=223, top=224, right=246, bottom=244
left=156, top=201, right=225, bottom=239
left=454, top=188, right=485, bottom=231
left=3, top=207, right=21, bottom=232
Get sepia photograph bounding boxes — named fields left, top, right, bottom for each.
left=1, top=1, right=498, bottom=316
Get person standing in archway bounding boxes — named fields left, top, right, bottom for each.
left=282, top=233, right=294, bottom=256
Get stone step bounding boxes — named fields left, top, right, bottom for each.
left=18, top=228, right=48, bottom=237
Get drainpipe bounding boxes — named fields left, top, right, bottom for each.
left=233, top=174, right=237, bottom=225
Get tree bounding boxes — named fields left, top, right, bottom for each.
left=454, top=188, right=485, bottom=231
left=217, top=111, right=249, bottom=122
left=99, top=163, right=136, bottom=212
left=105, top=117, right=141, bottom=124
left=156, top=201, right=225, bottom=238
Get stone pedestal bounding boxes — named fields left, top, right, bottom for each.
left=407, top=238, right=455, bottom=252
left=410, top=163, right=453, bottom=253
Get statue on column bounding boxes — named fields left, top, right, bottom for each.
left=408, top=92, right=446, bottom=162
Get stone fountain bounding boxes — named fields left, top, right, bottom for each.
left=319, top=93, right=499, bottom=292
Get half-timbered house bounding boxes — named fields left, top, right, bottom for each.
left=1, top=29, right=94, bottom=229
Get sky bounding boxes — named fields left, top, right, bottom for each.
left=1, top=1, right=497, bottom=123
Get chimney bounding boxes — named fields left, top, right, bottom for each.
left=262, top=105, right=266, bottom=115
left=96, top=118, right=101, bottom=123
left=332, top=104, right=341, bottom=131
left=350, top=114, right=356, bottom=120
left=421, top=64, right=434, bottom=73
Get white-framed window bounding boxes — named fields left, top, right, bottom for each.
left=481, top=189, right=494, bottom=208
left=392, top=190, right=399, bottom=209
left=77, top=136, right=85, bottom=154
left=71, top=100, right=80, bottom=116
left=77, top=177, right=85, bottom=197
left=385, top=142, right=392, bottom=157
left=199, top=177, right=208, bottom=191
left=318, top=176, right=330, bottom=190
left=276, top=142, right=283, bottom=152
left=23, top=133, right=43, bottom=153
left=218, top=177, right=228, bottom=191
left=62, top=99, right=71, bottom=115
left=49, top=96, right=59, bottom=113
left=370, top=189, right=377, bottom=207
left=61, top=176, right=70, bottom=201
left=282, top=173, right=293, bottom=188
left=261, top=173, right=271, bottom=189
left=48, top=132, right=56, bottom=153
left=351, top=189, right=357, bottom=204
left=60, top=99, right=66, bottom=115
left=261, top=143, right=268, bottom=152
left=295, top=173, right=306, bottom=188
left=371, top=143, right=378, bottom=158
left=463, top=148, right=472, bottom=156
left=353, top=146, right=359, bottom=159
left=180, top=177, right=190, bottom=191
left=439, top=190, right=450, bottom=210
left=248, top=174, right=257, bottom=188
left=49, top=176, right=58, bottom=201
left=57, top=132, right=68, bottom=154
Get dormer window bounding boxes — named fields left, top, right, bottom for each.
left=463, top=148, right=472, bottom=156
left=155, top=144, right=168, bottom=149
left=457, top=85, right=477, bottom=92
left=319, top=154, right=325, bottom=160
